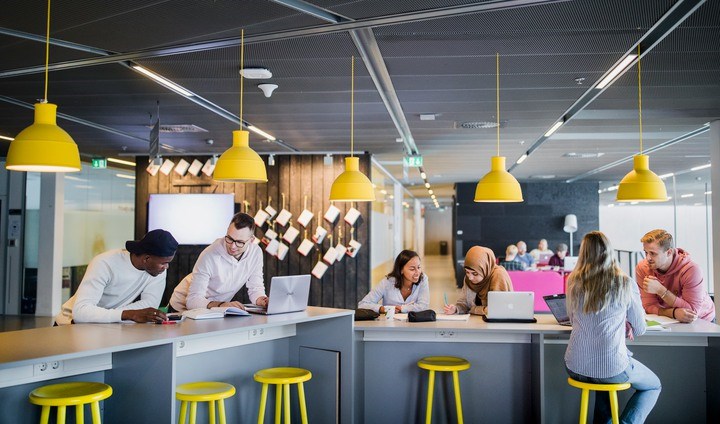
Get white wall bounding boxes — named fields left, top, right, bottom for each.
left=600, top=204, right=713, bottom=292
left=424, top=207, right=453, bottom=255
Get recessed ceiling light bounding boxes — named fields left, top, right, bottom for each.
left=691, top=163, right=711, bottom=171
left=596, top=54, right=637, bottom=89
left=529, top=175, right=556, bottom=179
left=240, top=68, right=272, bottom=79
left=680, top=193, right=694, bottom=198
left=0, top=135, right=14, bottom=141
left=419, top=114, right=437, bottom=121
left=459, top=121, right=502, bottom=129
left=563, top=152, right=605, bottom=159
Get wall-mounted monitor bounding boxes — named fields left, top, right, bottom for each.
left=148, top=194, right=234, bottom=245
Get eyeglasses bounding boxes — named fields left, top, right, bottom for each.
left=224, top=235, right=253, bottom=248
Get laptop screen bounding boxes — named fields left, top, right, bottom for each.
left=543, top=294, right=569, bottom=323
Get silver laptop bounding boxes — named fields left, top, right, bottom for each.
left=486, top=291, right=535, bottom=321
left=543, top=294, right=572, bottom=326
left=245, top=275, right=311, bottom=315
left=563, top=256, right=578, bottom=271
left=537, top=252, right=553, bottom=266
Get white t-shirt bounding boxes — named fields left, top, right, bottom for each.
left=55, top=249, right=166, bottom=325
left=169, top=238, right=265, bottom=311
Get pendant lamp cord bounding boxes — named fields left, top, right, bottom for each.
left=496, top=52, right=500, bottom=157
left=43, top=0, right=51, bottom=102
left=351, top=55, right=355, bottom=158
left=637, top=44, right=643, bottom=154
left=239, top=29, right=244, bottom=129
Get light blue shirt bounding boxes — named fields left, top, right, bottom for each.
left=565, top=282, right=646, bottom=378
left=358, top=275, right=430, bottom=313
left=516, top=253, right=534, bottom=268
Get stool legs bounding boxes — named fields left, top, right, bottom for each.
left=425, top=370, right=436, bottom=424
left=40, top=406, right=50, bottom=424
left=283, top=384, right=291, bottom=424
left=609, top=390, right=621, bottom=424
left=578, top=389, right=589, bottom=424
left=179, top=401, right=188, bottom=424
left=274, top=384, right=281, bottom=424
left=218, top=399, right=227, bottom=424
left=90, top=401, right=102, bottom=424
left=297, top=382, right=308, bottom=424
left=76, top=404, right=84, bottom=424
left=209, top=400, right=216, bottom=424
left=189, top=401, right=197, bottom=424
left=57, top=405, right=66, bottom=424
left=452, top=371, right=464, bottom=424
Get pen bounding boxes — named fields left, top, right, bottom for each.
left=443, top=292, right=449, bottom=306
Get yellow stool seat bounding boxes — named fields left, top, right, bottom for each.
left=254, top=367, right=312, bottom=424
left=176, top=382, right=236, bottom=424
left=567, top=378, right=631, bottom=424
left=29, top=382, right=113, bottom=424
left=417, top=356, right=470, bottom=424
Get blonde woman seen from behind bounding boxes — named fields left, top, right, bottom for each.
left=565, top=231, right=661, bottom=423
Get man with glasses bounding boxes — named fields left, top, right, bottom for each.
left=170, top=212, right=268, bottom=311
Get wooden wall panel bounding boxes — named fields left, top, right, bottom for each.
left=134, top=154, right=372, bottom=309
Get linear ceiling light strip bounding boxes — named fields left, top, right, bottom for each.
left=508, top=0, right=706, bottom=173
left=565, top=125, right=710, bottom=183
left=0, top=0, right=563, bottom=79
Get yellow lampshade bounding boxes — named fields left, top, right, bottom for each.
left=213, top=130, right=267, bottom=182
left=474, top=156, right=523, bottom=202
left=329, top=157, right=375, bottom=202
left=6, top=103, right=81, bottom=172
left=616, top=154, right=668, bottom=202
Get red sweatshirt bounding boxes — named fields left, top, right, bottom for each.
left=635, top=248, right=715, bottom=321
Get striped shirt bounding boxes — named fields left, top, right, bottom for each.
left=564, top=282, right=646, bottom=378
left=358, top=275, right=430, bottom=313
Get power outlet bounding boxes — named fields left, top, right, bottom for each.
left=249, top=328, right=265, bottom=339
left=33, top=361, right=63, bottom=376
left=437, top=330, right=455, bottom=339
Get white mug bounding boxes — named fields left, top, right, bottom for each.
left=385, top=307, right=395, bottom=320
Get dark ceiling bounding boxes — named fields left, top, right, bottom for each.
left=0, top=0, right=718, bottom=206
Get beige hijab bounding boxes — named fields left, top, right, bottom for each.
left=464, top=246, right=513, bottom=306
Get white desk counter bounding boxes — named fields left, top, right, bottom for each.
left=354, top=314, right=720, bottom=423
left=0, top=307, right=354, bottom=424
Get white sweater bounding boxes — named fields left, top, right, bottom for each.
left=55, top=250, right=166, bottom=325
left=170, top=239, right=266, bottom=311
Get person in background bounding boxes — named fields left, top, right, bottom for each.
left=636, top=229, right=715, bottom=322
left=548, top=243, right=568, bottom=268
left=170, top=212, right=268, bottom=312
left=499, top=244, right=525, bottom=271
left=444, top=246, right=513, bottom=316
left=358, top=250, right=429, bottom=313
left=529, top=239, right=553, bottom=262
left=565, top=231, right=660, bottom=424
left=55, top=229, right=178, bottom=325
left=515, top=241, right=535, bottom=268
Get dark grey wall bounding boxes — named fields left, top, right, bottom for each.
left=454, top=181, right=599, bottom=260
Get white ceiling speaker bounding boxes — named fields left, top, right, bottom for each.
left=258, top=83, right=278, bottom=98
left=240, top=67, right=272, bottom=79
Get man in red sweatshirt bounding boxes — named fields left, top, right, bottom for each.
left=636, top=229, right=715, bottom=322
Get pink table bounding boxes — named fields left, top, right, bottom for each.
left=507, top=270, right=565, bottom=312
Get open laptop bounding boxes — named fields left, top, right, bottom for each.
left=483, top=291, right=536, bottom=323
left=244, top=275, right=311, bottom=315
left=537, top=252, right=553, bottom=266
left=543, top=294, right=572, bottom=326
left=563, top=256, right=578, bottom=271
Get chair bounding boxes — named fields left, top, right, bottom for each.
left=417, top=356, right=471, bottom=424
left=253, top=367, right=312, bottom=424
left=29, top=381, right=113, bottom=424
left=567, top=377, right=631, bottom=424
left=176, top=381, right=236, bottom=424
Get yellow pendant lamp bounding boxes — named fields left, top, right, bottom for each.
left=329, top=56, right=375, bottom=202
left=616, top=46, right=667, bottom=202
left=474, top=53, right=523, bottom=202
left=6, top=0, right=80, bottom=172
left=214, top=29, right=267, bottom=183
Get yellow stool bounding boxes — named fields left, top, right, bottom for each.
left=417, top=356, right=471, bottom=424
left=176, top=381, right=236, bottom=424
left=253, top=367, right=312, bottom=424
left=567, top=378, right=631, bottom=424
left=28, top=382, right=113, bottom=424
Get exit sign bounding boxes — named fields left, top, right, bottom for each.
left=403, top=155, right=423, bottom=167
left=91, top=158, right=107, bottom=169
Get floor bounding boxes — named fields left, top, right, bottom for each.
left=422, top=254, right=464, bottom=311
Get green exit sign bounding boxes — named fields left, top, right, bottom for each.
left=91, top=158, right=107, bottom=169
left=403, top=155, right=423, bottom=167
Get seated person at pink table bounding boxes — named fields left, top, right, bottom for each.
left=529, top=239, right=553, bottom=262
left=499, top=244, right=525, bottom=271
left=444, top=246, right=513, bottom=316
left=358, top=250, right=429, bottom=314
left=636, top=229, right=715, bottom=322
left=515, top=241, right=535, bottom=268
left=548, top=243, right=568, bottom=268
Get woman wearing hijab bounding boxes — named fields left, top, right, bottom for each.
left=443, top=246, right=513, bottom=315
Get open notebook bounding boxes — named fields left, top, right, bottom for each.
left=184, top=307, right=250, bottom=320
